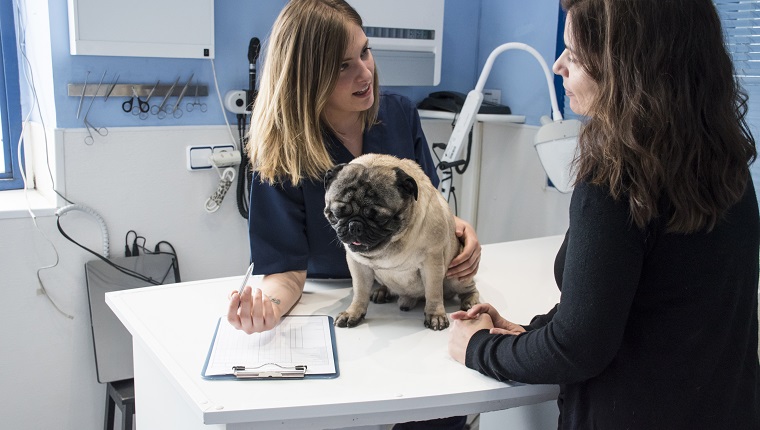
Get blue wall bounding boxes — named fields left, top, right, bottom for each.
left=44, top=0, right=559, bottom=129
left=478, top=0, right=561, bottom=124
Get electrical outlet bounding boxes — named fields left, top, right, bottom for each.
left=483, top=89, right=502, bottom=105
left=187, top=145, right=242, bottom=171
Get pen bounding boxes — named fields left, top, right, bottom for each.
left=238, top=262, right=254, bottom=297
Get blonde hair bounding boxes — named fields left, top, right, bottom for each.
left=248, top=0, right=380, bottom=185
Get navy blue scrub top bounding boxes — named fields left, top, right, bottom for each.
left=248, top=93, right=439, bottom=278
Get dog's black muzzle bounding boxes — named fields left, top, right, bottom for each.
left=348, top=219, right=364, bottom=237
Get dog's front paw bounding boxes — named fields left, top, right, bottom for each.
left=424, top=312, right=450, bottom=331
left=458, top=291, right=480, bottom=311
left=334, top=311, right=366, bottom=328
left=370, top=284, right=397, bottom=304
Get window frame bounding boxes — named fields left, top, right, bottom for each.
left=713, top=0, right=760, bottom=199
left=0, top=0, right=23, bottom=190
left=555, top=5, right=568, bottom=119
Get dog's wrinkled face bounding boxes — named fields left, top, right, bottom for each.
left=324, top=163, right=418, bottom=254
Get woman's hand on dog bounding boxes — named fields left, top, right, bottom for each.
left=448, top=216, right=481, bottom=280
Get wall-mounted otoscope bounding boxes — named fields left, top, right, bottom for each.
left=224, top=37, right=261, bottom=115
left=247, top=37, right=260, bottom=112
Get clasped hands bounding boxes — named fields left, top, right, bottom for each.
left=448, top=303, right=526, bottom=364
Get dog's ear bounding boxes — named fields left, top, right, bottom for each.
left=394, top=167, right=418, bottom=201
left=324, top=164, right=347, bottom=190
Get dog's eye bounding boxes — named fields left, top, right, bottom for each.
left=333, top=204, right=350, bottom=217
left=362, top=207, right=377, bottom=219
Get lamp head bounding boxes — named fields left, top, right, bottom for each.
left=534, top=118, right=581, bottom=193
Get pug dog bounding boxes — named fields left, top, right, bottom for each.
left=324, top=153, right=479, bottom=330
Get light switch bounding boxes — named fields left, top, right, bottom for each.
left=187, top=146, right=213, bottom=170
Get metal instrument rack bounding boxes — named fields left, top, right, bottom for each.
left=67, top=83, right=208, bottom=98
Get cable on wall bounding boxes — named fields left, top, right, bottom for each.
left=13, top=0, right=76, bottom=319
left=56, top=204, right=110, bottom=258
left=209, top=58, right=239, bottom=149
left=56, top=208, right=180, bottom=287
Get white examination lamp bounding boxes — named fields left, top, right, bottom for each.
left=439, top=42, right=580, bottom=195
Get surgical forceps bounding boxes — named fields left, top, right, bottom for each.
left=186, top=84, right=207, bottom=113
left=83, top=71, right=108, bottom=145
left=76, top=71, right=90, bottom=119
left=103, top=74, right=120, bottom=102
left=84, top=116, right=109, bottom=145
left=151, top=76, right=180, bottom=119
left=170, top=73, right=194, bottom=118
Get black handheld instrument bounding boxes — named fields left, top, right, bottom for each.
left=247, top=37, right=261, bottom=112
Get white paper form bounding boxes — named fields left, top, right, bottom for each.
left=203, top=315, right=337, bottom=377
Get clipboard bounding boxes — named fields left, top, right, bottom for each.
left=201, top=315, right=339, bottom=380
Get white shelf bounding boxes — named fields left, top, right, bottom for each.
left=418, top=109, right=525, bottom=123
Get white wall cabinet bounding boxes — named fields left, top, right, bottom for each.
left=67, top=0, right=215, bottom=59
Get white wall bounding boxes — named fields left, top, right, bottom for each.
left=57, top=125, right=250, bottom=281
left=1, top=215, right=103, bottom=429
left=475, top=122, right=570, bottom=243
left=421, top=119, right=571, bottom=244
left=1, top=124, right=250, bottom=429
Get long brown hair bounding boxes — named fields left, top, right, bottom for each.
left=562, top=0, right=756, bottom=233
left=248, top=0, right=380, bottom=185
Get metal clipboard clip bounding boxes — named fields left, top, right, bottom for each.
left=232, top=363, right=307, bottom=379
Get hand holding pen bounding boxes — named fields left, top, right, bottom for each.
left=227, top=262, right=280, bottom=334
left=237, top=261, right=255, bottom=301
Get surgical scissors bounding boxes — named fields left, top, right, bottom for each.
left=138, top=81, right=159, bottom=119
left=123, top=86, right=149, bottom=115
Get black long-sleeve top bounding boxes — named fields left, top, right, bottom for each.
left=465, top=180, right=760, bottom=429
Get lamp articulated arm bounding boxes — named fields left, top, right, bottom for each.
left=440, top=42, right=562, bottom=166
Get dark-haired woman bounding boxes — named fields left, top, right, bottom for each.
left=449, top=0, right=760, bottom=428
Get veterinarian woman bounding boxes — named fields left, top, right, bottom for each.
left=228, top=0, right=478, bottom=428
left=449, top=0, right=760, bottom=429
